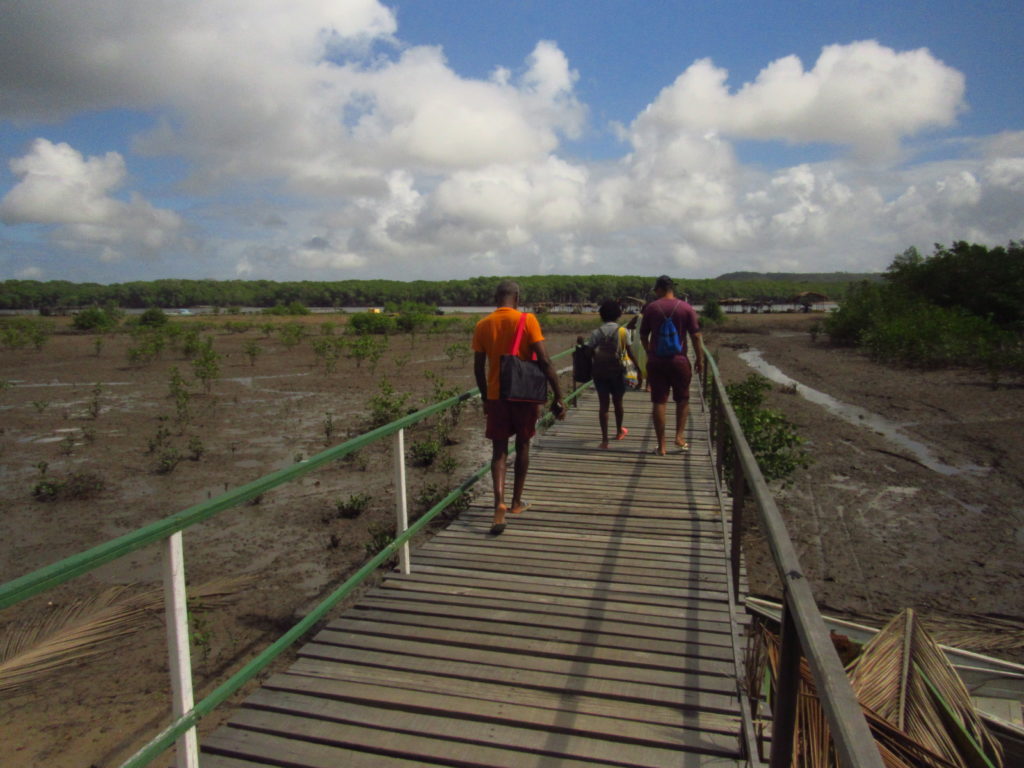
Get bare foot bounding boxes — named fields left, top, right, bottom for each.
left=616, top=427, right=628, bottom=440
left=599, top=441, right=609, bottom=449
left=510, top=500, right=530, bottom=515
left=492, top=502, right=508, bottom=526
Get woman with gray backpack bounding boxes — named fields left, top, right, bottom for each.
left=585, top=299, right=643, bottom=449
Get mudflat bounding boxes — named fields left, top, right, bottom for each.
left=709, top=312, right=1024, bottom=643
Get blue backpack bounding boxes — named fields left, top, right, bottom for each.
left=654, top=302, right=683, bottom=357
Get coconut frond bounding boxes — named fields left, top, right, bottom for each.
left=756, top=619, right=961, bottom=768
left=0, top=576, right=254, bottom=695
left=848, top=609, right=1004, bottom=768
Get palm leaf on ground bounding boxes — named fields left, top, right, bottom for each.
left=0, top=576, right=252, bottom=695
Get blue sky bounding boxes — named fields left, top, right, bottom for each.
left=1, top=0, right=1021, bottom=284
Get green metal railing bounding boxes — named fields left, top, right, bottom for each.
left=701, top=344, right=885, bottom=768
left=0, top=346, right=583, bottom=768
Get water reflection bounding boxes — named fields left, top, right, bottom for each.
left=738, top=349, right=988, bottom=477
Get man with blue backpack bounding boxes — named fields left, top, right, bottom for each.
left=639, top=275, right=704, bottom=456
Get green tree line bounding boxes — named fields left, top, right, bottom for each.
left=824, top=240, right=1024, bottom=372
left=0, top=274, right=856, bottom=311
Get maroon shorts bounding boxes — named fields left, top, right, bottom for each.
left=485, top=399, right=541, bottom=442
left=646, top=356, right=692, bottom=404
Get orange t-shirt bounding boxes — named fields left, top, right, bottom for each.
left=471, top=308, right=545, bottom=399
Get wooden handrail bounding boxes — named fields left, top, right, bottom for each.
left=700, top=344, right=885, bottom=768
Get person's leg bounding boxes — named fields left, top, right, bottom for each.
left=671, top=357, right=693, bottom=449
left=613, top=393, right=627, bottom=439
left=511, top=437, right=531, bottom=513
left=674, top=402, right=690, bottom=449
left=647, top=360, right=670, bottom=454
left=652, top=402, right=668, bottom=454
left=611, top=376, right=627, bottom=440
left=597, top=388, right=611, bottom=448
left=490, top=438, right=509, bottom=526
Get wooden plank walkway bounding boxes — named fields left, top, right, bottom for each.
left=202, top=385, right=751, bottom=767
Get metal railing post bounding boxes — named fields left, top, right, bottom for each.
left=161, top=531, right=199, bottom=768
left=393, top=428, right=410, bottom=574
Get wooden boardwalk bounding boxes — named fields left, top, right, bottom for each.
left=202, top=386, right=752, bottom=767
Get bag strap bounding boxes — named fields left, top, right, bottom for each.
left=509, top=312, right=528, bottom=356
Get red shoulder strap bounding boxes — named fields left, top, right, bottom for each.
left=509, top=312, right=527, bottom=355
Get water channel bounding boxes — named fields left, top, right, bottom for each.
left=738, top=348, right=989, bottom=477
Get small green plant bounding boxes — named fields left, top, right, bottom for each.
left=322, top=412, right=335, bottom=445
left=277, top=322, right=305, bottom=348
left=409, top=438, right=442, bottom=467
left=167, top=367, right=191, bottom=426
left=191, top=337, right=221, bottom=393
left=93, top=336, right=105, bottom=356
left=33, top=468, right=105, bottom=502
left=342, top=450, right=368, bottom=472
left=147, top=422, right=173, bottom=454
left=187, top=436, right=205, bottom=461
left=243, top=340, right=262, bottom=367
left=58, top=433, right=76, bottom=456
left=32, top=400, right=50, bottom=413
left=444, top=341, right=472, bottom=366
left=87, top=382, right=103, bottom=419
left=335, top=492, right=371, bottom=519
left=347, top=335, right=388, bottom=371
left=139, top=307, right=169, bottom=327
left=72, top=306, right=121, bottom=332
left=364, top=522, right=396, bottom=559
left=438, top=454, right=458, bottom=475
left=190, top=610, right=212, bottom=662
left=726, top=374, right=809, bottom=484
left=367, top=379, right=409, bottom=427
left=156, top=447, right=182, bottom=474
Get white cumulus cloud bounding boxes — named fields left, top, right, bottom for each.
left=636, top=41, right=965, bottom=161
left=0, top=139, right=183, bottom=260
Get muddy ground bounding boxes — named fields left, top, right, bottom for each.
left=709, top=313, right=1024, bottom=638
left=1, top=310, right=1022, bottom=767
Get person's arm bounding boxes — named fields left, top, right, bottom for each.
left=531, top=339, right=566, bottom=419
left=473, top=351, right=490, bottom=408
left=691, top=330, right=704, bottom=374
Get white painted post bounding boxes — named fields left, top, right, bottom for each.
left=162, top=531, right=199, bottom=768
left=394, top=428, right=411, bottom=574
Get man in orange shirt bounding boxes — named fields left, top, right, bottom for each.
left=472, top=281, right=566, bottom=535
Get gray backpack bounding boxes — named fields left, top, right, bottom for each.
left=591, top=325, right=624, bottom=379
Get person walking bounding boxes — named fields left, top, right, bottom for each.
left=585, top=300, right=642, bottom=449
left=472, top=281, right=566, bottom=535
left=639, top=275, right=704, bottom=455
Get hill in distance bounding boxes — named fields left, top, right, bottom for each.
left=714, top=271, right=882, bottom=282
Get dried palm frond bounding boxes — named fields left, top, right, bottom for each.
left=848, top=609, right=1004, bottom=768
left=852, top=609, right=1024, bottom=656
left=755, top=619, right=962, bottom=768
left=923, top=614, right=1024, bottom=655
left=0, top=576, right=253, bottom=695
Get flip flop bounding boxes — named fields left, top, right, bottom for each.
left=489, top=523, right=507, bottom=536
